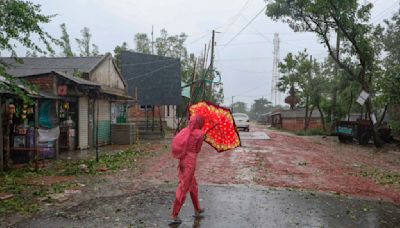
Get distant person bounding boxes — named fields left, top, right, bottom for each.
left=169, top=114, right=206, bottom=225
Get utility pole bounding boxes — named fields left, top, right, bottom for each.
left=231, top=96, right=234, bottom=112
left=210, top=30, right=215, bottom=73
left=207, top=30, right=216, bottom=101
left=151, top=25, right=154, bottom=54
left=201, top=43, right=207, bottom=100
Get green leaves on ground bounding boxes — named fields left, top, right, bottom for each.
left=0, top=148, right=144, bottom=216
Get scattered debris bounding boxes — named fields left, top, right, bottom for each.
left=0, top=193, right=14, bottom=200
left=98, top=167, right=109, bottom=172
left=80, top=164, right=89, bottom=173
left=298, top=161, right=308, bottom=166
left=29, top=176, right=76, bottom=186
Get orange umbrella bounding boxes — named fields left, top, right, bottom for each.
left=189, top=101, right=241, bottom=152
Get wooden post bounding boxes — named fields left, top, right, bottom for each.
left=55, top=100, right=59, bottom=159
left=145, top=106, right=149, bottom=129
left=152, top=106, right=155, bottom=132
left=0, top=96, right=3, bottom=171
left=34, top=99, right=39, bottom=171
left=4, top=99, right=10, bottom=170
left=96, top=99, right=99, bottom=162
left=208, top=30, right=216, bottom=100
left=159, top=105, right=163, bottom=135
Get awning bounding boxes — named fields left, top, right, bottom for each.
left=99, top=86, right=136, bottom=102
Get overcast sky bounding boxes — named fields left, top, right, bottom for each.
left=20, top=0, right=400, bottom=107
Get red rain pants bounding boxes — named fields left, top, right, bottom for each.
left=172, top=160, right=201, bottom=217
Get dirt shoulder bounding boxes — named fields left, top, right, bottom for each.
left=250, top=127, right=400, bottom=204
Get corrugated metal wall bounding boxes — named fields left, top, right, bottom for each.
left=78, top=97, right=89, bottom=149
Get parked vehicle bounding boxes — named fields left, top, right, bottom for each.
left=233, top=113, right=250, bottom=131
left=336, top=120, right=393, bottom=145
left=336, top=120, right=372, bottom=145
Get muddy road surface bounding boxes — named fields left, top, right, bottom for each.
left=8, top=125, right=400, bottom=227
left=13, top=185, right=400, bottom=228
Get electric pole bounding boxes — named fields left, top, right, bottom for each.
left=151, top=25, right=154, bottom=54
left=231, top=96, right=234, bottom=112
left=206, top=30, right=216, bottom=101
left=210, top=30, right=215, bottom=73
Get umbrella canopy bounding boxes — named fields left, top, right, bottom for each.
left=189, top=101, right=241, bottom=152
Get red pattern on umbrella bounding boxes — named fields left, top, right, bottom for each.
left=189, top=101, right=241, bottom=152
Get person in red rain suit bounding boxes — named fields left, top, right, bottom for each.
left=170, top=114, right=205, bottom=225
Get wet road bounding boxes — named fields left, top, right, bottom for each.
left=239, top=131, right=271, bottom=140
left=10, top=128, right=400, bottom=227
left=13, top=185, right=400, bottom=228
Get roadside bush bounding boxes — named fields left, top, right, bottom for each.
left=296, top=129, right=325, bottom=136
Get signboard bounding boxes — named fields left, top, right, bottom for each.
left=370, top=113, right=377, bottom=125
left=57, top=85, right=67, bottom=96
left=356, top=90, right=369, bottom=105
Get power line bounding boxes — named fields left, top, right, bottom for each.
left=186, top=32, right=211, bottom=46
left=185, top=1, right=253, bottom=46
left=216, top=0, right=253, bottom=42
left=223, top=67, right=270, bottom=74
left=232, top=84, right=267, bottom=97
left=218, top=41, right=268, bottom=46
left=220, top=5, right=268, bottom=51
left=372, top=1, right=399, bottom=23
left=216, top=57, right=274, bottom=62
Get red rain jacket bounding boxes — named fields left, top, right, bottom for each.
left=172, top=115, right=205, bottom=217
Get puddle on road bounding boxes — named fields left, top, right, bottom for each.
left=230, top=151, right=254, bottom=183
left=239, top=131, right=271, bottom=140
left=14, top=185, right=400, bottom=228
left=234, top=147, right=272, bottom=153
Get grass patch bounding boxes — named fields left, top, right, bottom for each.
left=0, top=148, right=145, bottom=217
left=359, top=169, right=400, bottom=188
left=55, top=149, right=144, bottom=176
left=269, top=127, right=326, bottom=136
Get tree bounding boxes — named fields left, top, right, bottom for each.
left=134, top=33, right=151, bottom=54
left=380, top=8, right=400, bottom=134
left=59, top=23, right=74, bottom=57
left=266, top=0, right=384, bottom=147
left=25, top=50, right=38, bottom=57
left=0, top=0, right=55, bottom=99
left=278, top=50, right=323, bottom=130
left=75, top=27, right=99, bottom=57
left=249, top=98, right=273, bottom=120
left=232, top=101, right=248, bottom=113
left=113, top=42, right=130, bottom=69
left=155, top=29, right=188, bottom=59
left=0, top=0, right=56, bottom=169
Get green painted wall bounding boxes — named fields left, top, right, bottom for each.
left=93, top=120, right=111, bottom=145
